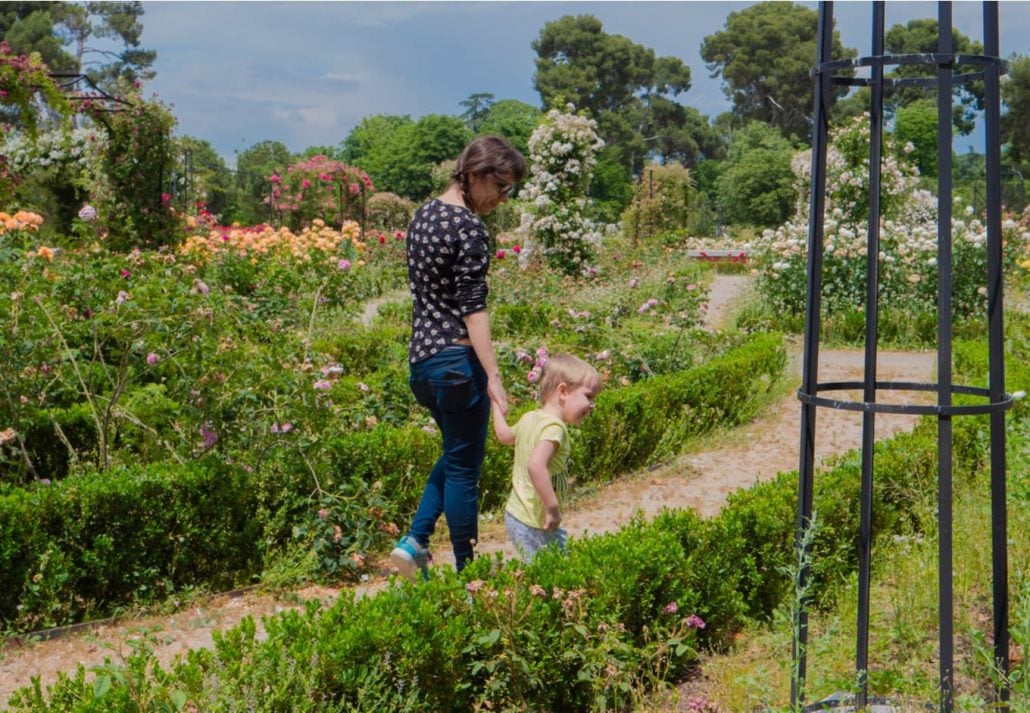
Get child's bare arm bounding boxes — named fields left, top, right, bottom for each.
left=491, top=400, right=516, bottom=445
left=527, top=439, right=561, bottom=530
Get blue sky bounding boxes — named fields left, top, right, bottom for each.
left=138, top=1, right=1030, bottom=166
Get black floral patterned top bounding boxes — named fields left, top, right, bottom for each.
left=407, top=199, right=491, bottom=364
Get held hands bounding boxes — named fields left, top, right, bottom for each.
left=487, top=373, right=508, bottom=416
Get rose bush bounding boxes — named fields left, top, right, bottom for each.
left=518, top=106, right=612, bottom=275
left=750, top=116, right=1030, bottom=328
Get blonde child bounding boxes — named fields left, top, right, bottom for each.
left=491, top=353, right=602, bottom=561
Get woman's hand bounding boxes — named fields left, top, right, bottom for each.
left=487, top=374, right=508, bottom=416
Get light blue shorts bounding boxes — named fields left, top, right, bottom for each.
left=505, top=511, right=568, bottom=562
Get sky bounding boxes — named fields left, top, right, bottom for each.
left=136, top=1, right=1030, bottom=167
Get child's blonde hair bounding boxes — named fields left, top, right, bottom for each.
left=538, top=353, right=601, bottom=402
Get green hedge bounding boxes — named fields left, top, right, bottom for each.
left=0, top=332, right=787, bottom=633
left=575, top=332, right=785, bottom=481
left=5, top=411, right=995, bottom=711
left=0, top=459, right=261, bottom=630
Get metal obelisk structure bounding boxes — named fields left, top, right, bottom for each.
left=792, top=3, right=1013, bottom=711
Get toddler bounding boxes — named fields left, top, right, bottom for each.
left=491, top=353, right=601, bottom=561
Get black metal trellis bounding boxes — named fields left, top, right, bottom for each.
left=793, top=3, right=1013, bottom=712
left=49, top=73, right=133, bottom=113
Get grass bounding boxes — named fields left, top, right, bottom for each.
left=672, top=407, right=1029, bottom=712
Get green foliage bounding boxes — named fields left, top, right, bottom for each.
left=0, top=459, right=261, bottom=630
left=587, top=145, right=634, bottom=223
left=339, top=113, right=471, bottom=201
left=894, top=98, right=939, bottom=178
left=700, top=2, right=856, bottom=141
left=1, top=6, right=77, bottom=74
left=86, top=94, right=181, bottom=250
left=365, top=191, right=416, bottom=233
left=234, top=139, right=293, bottom=225
left=172, top=135, right=234, bottom=220
left=716, top=121, right=798, bottom=228
left=0, top=42, right=72, bottom=206
left=576, top=333, right=786, bottom=481
left=884, top=18, right=984, bottom=135
left=1003, top=54, right=1030, bottom=166
left=3, top=409, right=996, bottom=711
left=459, top=91, right=494, bottom=133
left=477, top=99, right=542, bottom=158
left=531, top=14, right=692, bottom=172
left=1, top=2, right=155, bottom=91
left=621, top=162, right=695, bottom=244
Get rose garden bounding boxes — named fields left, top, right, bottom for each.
left=3, top=14, right=1030, bottom=711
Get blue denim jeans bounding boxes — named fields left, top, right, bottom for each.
left=407, top=345, right=489, bottom=571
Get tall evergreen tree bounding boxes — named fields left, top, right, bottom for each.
left=532, top=14, right=695, bottom=172
left=701, top=2, right=855, bottom=142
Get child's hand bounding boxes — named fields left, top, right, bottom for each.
left=544, top=509, right=562, bottom=531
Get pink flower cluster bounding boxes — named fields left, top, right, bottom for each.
left=638, top=298, right=659, bottom=314
left=526, top=347, right=549, bottom=383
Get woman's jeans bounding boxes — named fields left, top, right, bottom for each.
left=407, top=345, right=489, bottom=571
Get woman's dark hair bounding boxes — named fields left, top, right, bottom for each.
left=452, top=136, right=526, bottom=213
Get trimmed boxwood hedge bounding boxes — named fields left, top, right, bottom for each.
left=0, top=459, right=260, bottom=629
left=0, top=332, right=787, bottom=633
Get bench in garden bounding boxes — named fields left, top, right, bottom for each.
left=685, top=249, right=749, bottom=263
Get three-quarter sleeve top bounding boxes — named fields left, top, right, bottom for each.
left=407, top=199, right=491, bottom=364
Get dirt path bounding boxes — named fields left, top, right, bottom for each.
left=0, top=276, right=935, bottom=704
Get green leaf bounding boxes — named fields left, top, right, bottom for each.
left=92, top=675, right=112, bottom=699
left=476, top=629, right=501, bottom=647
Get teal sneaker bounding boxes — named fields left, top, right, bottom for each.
left=390, top=535, right=431, bottom=581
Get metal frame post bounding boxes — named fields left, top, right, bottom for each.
left=795, top=3, right=1011, bottom=711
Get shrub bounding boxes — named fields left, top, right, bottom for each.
left=518, top=106, right=607, bottom=275
left=364, top=191, right=415, bottom=232
left=576, top=333, right=786, bottom=481
left=621, top=162, right=695, bottom=244
left=86, top=95, right=183, bottom=251
left=5, top=411, right=995, bottom=711
left=0, top=459, right=261, bottom=630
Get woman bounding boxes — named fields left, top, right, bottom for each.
left=391, top=135, right=526, bottom=579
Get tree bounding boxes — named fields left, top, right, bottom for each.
left=884, top=18, right=983, bottom=135
left=1, top=4, right=77, bottom=73
left=647, top=102, right=726, bottom=167
left=235, top=140, right=293, bottom=224
left=1, top=2, right=156, bottom=91
left=340, top=114, right=469, bottom=200
left=893, top=98, right=938, bottom=177
left=477, top=99, right=541, bottom=157
left=532, top=14, right=692, bottom=172
left=339, top=113, right=413, bottom=179
left=1002, top=54, right=1030, bottom=165
left=459, top=92, right=494, bottom=133
left=174, top=136, right=234, bottom=220
left=716, top=122, right=798, bottom=228
left=701, top=2, right=856, bottom=142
